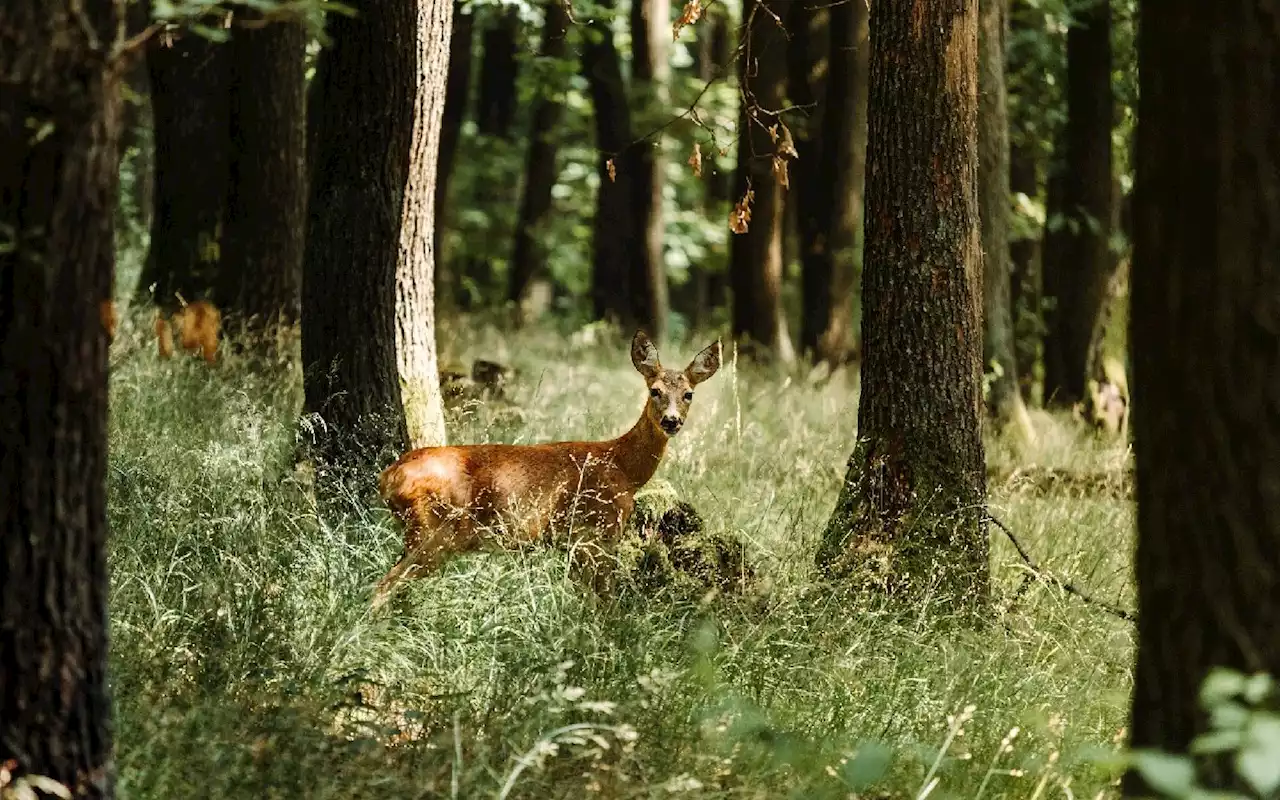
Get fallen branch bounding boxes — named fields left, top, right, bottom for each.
left=987, top=513, right=1137, bottom=623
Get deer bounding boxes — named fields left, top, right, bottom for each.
left=370, top=330, right=722, bottom=609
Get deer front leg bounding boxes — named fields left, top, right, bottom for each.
left=371, top=503, right=472, bottom=610
left=566, top=493, right=632, bottom=601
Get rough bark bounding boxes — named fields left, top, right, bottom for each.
left=581, top=0, right=655, bottom=330
left=0, top=0, right=121, bottom=794
left=977, top=0, right=1034, bottom=438
left=816, top=0, right=988, bottom=609
left=630, top=0, right=672, bottom=340
left=433, top=0, right=474, bottom=292
left=1126, top=2, right=1280, bottom=792
left=730, top=0, right=795, bottom=363
left=138, top=29, right=232, bottom=310
left=397, top=0, right=453, bottom=450
left=509, top=0, right=572, bottom=312
left=302, top=1, right=414, bottom=487
left=1040, top=0, right=1112, bottom=408
left=216, top=14, right=308, bottom=342
left=475, top=6, right=520, bottom=139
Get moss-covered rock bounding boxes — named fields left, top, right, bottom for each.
left=619, top=493, right=757, bottom=596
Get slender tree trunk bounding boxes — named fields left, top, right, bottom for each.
left=730, top=0, right=795, bottom=363
left=510, top=0, right=571, bottom=313
left=1040, top=0, right=1112, bottom=408
left=0, top=1, right=121, bottom=794
left=138, top=30, right=232, bottom=310
left=581, top=0, right=652, bottom=330
left=1008, top=137, right=1039, bottom=404
left=816, top=0, right=988, bottom=610
left=216, top=15, right=308, bottom=342
left=302, top=1, right=415, bottom=487
left=397, top=0, right=453, bottom=450
left=1126, top=3, right=1280, bottom=793
left=631, top=0, right=671, bottom=339
left=433, top=0, right=474, bottom=296
left=978, top=0, right=1034, bottom=438
left=475, top=6, right=520, bottom=138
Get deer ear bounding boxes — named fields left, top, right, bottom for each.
left=686, top=340, right=721, bottom=386
left=631, top=330, right=661, bottom=378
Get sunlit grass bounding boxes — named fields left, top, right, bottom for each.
left=106, top=309, right=1136, bottom=799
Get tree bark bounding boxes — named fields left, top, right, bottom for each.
left=581, top=0, right=655, bottom=331
left=475, top=6, right=520, bottom=139
left=977, top=0, right=1034, bottom=437
left=730, top=0, right=795, bottom=363
left=1125, top=4, right=1280, bottom=791
left=433, top=0, right=474, bottom=295
left=137, top=30, right=233, bottom=310
left=630, top=0, right=672, bottom=340
left=216, top=14, right=308, bottom=341
left=397, top=0, right=453, bottom=450
left=1040, top=0, right=1112, bottom=408
left=0, top=1, right=121, bottom=794
left=302, top=1, right=415, bottom=487
left=509, top=0, right=572, bottom=313
left=816, top=0, right=988, bottom=609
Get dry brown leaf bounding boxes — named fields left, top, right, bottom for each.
left=767, top=123, right=779, bottom=143
left=730, top=188, right=755, bottom=234
left=672, top=0, right=703, bottom=40
left=688, top=142, right=703, bottom=177
left=776, top=122, right=798, bottom=158
left=606, top=158, right=617, bottom=182
left=772, top=155, right=790, bottom=189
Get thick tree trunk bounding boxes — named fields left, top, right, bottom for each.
left=816, top=0, right=988, bottom=609
left=1126, top=4, right=1280, bottom=793
left=1040, top=0, right=1112, bottom=408
left=138, top=30, right=232, bottom=310
left=433, top=0, right=474, bottom=294
left=302, top=1, right=415, bottom=486
left=0, top=1, right=121, bottom=794
left=977, top=0, right=1034, bottom=438
left=216, top=15, right=308, bottom=341
left=581, top=0, right=654, bottom=330
left=1008, top=137, right=1039, bottom=404
left=397, top=0, right=453, bottom=450
left=509, top=0, right=571, bottom=313
left=630, top=0, right=672, bottom=339
left=475, top=6, right=520, bottom=139
left=729, top=0, right=795, bottom=363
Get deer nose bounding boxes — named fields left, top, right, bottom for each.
left=660, top=415, right=682, bottom=434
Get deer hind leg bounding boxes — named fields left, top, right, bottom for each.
left=371, top=501, right=471, bottom=610
left=565, top=496, right=631, bottom=601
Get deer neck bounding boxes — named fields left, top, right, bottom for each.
left=609, top=406, right=669, bottom=489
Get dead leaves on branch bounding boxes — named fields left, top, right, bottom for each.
left=673, top=0, right=703, bottom=40
left=730, top=183, right=754, bottom=234
left=606, top=157, right=617, bottom=182
left=729, top=117, right=798, bottom=233
left=688, top=142, right=703, bottom=177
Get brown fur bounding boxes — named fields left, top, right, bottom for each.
left=155, top=300, right=220, bottom=364
left=371, top=330, right=722, bottom=608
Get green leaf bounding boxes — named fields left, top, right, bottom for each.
left=1241, top=673, right=1274, bottom=706
left=1208, top=700, right=1249, bottom=732
left=1130, top=750, right=1196, bottom=798
left=841, top=742, right=893, bottom=791
left=1200, top=668, right=1246, bottom=709
left=1188, top=729, right=1241, bottom=756
left=1236, top=714, right=1280, bottom=795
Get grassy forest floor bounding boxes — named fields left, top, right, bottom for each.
left=104, top=313, right=1136, bottom=799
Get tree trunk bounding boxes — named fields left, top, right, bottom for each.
left=816, top=0, right=988, bottom=609
left=509, top=0, right=571, bottom=313
left=1040, top=0, right=1112, bottom=408
left=138, top=30, right=232, bottom=310
left=433, top=0, right=474, bottom=296
left=302, top=0, right=415, bottom=488
left=729, top=0, right=795, bottom=363
left=1008, top=137, right=1039, bottom=404
left=397, top=0, right=453, bottom=450
left=581, top=0, right=653, bottom=330
left=216, top=15, right=308, bottom=342
left=1126, top=3, right=1280, bottom=793
left=0, top=1, right=121, bottom=794
left=630, top=0, right=671, bottom=340
left=475, top=6, right=520, bottom=139
left=977, top=0, right=1034, bottom=438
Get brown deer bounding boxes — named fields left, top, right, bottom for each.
left=155, top=299, right=221, bottom=364
left=371, top=330, right=722, bottom=608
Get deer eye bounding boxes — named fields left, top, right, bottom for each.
left=684, top=391, right=694, bottom=401
left=650, top=388, right=661, bottom=399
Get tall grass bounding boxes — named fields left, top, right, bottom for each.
left=106, top=312, right=1135, bottom=799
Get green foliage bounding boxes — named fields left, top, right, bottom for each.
left=105, top=316, right=1137, bottom=797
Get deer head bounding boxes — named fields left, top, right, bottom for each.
left=631, top=330, right=722, bottom=436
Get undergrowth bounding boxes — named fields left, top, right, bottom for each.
left=106, top=311, right=1136, bottom=799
